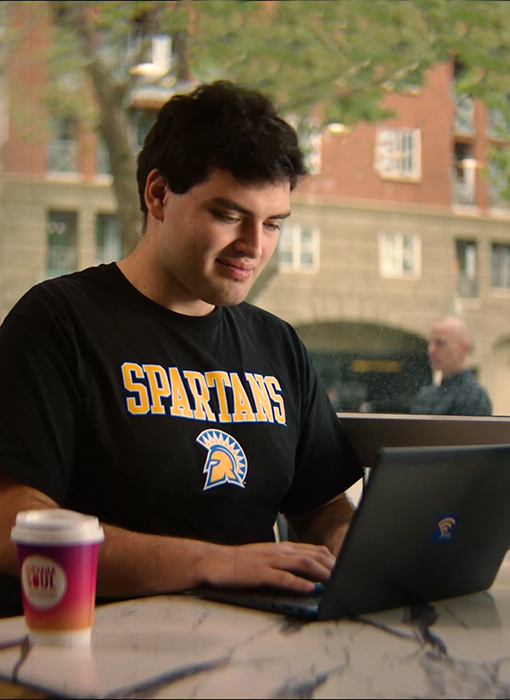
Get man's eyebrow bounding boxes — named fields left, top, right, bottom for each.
left=209, top=197, right=291, bottom=220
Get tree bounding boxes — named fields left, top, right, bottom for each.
left=432, top=0, right=510, bottom=204
left=7, top=1, right=451, bottom=253
left=7, top=0, right=510, bottom=289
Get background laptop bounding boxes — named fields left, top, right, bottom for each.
left=337, top=412, right=510, bottom=467
left=195, top=444, right=510, bottom=620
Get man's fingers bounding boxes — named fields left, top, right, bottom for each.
left=274, top=554, right=332, bottom=584
left=276, top=543, right=335, bottom=572
left=264, top=568, right=318, bottom=594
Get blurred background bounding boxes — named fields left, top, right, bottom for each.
left=2, top=0, right=510, bottom=414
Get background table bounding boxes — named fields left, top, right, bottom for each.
left=1, top=554, right=510, bottom=699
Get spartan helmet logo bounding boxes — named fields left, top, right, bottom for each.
left=196, top=429, right=248, bottom=491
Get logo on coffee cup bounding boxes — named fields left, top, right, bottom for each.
left=21, top=555, right=67, bottom=609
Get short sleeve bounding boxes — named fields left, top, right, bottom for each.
left=0, top=286, right=82, bottom=503
left=281, top=347, right=364, bottom=517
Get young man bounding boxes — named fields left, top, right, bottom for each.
left=410, top=315, right=492, bottom=415
left=0, top=81, right=363, bottom=616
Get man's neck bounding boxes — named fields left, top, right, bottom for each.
left=116, top=252, right=215, bottom=317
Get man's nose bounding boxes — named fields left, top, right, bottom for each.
left=233, top=220, right=264, bottom=258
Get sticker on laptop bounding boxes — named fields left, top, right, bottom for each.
left=431, top=514, right=459, bottom=542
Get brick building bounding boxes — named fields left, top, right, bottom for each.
left=2, top=4, right=510, bottom=413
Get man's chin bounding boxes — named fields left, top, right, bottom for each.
left=203, top=283, right=252, bottom=308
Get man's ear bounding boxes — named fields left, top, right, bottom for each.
left=144, top=169, right=167, bottom=221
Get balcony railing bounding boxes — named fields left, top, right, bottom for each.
left=457, top=273, right=478, bottom=298
left=47, top=141, right=79, bottom=174
left=453, top=177, right=475, bottom=205
left=96, top=141, right=111, bottom=176
left=46, top=246, right=77, bottom=279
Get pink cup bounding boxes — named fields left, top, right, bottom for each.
left=11, top=510, right=104, bottom=647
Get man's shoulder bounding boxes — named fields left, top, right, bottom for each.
left=415, top=382, right=438, bottom=398
left=458, top=370, right=490, bottom=395
left=11, top=264, right=115, bottom=310
left=461, top=369, right=484, bottom=387
left=228, top=302, right=297, bottom=335
left=2, top=264, right=117, bottom=330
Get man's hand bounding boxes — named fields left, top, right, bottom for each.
left=287, top=492, right=356, bottom=556
left=198, top=541, right=335, bottom=594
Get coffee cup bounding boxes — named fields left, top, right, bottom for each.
left=11, top=509, right=104, bottom=647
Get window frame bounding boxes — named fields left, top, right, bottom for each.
left=278, top=222, right=320, bottom=273
left=378, top=232, right=422, bottom=280
left=375, top=127, right=422, bottom=183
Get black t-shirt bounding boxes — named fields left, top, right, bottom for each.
left=0, top=263, right=363, bottom=614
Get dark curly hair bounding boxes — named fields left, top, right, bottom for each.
left=136, top=80, right=307, bottom=219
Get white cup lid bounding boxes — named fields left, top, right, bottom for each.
left=11, top=509, right=105, bottom=545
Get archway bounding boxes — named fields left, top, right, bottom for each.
left=295, top=321, right=429, bottom=413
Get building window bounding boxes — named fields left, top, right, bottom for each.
left=95, top=214, right=122, bottom=264
left=375, top=128, right=421, bottom=181
left=488, top=148, right=510, bottom=210
left=46, top=211, right=78, bottom=279
left=453, top=60, right=475, bottom=137
left=455, top=239, right=478, bottom=297
left=278, top=223, right=319, bottom=272
left=47, top=117, right=79, bottom=174
left=286, top=115, right=321, bottom=174
left=491, top=244, right=510, bottom=289
left=132, top=109, right=157, bottom=154
left=453, top=142, right=476, bottom=206
left=95, top=136, right=111, bottom=176
left=379, top=233, right=421, bottom=279
left=488, top=106, right=510, bottom=140
left=299, top=120, right=321, bottom=175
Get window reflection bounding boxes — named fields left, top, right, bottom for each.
left=3, top=1, right=510, bottom=418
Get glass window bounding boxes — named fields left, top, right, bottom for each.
left=455, top=240, right=478, bottom=297
left=278, top=223, right=319, bottom=272
left=375, top=128, right=421, bottom=180
left=46, top=211, right=78, bottom=279
left=492, top=244, right=510, bottom=289
left=453, top=142, right=476, bottom=206
left=133, top=109, right=157, bottom=154
left=488, top=149, right=510, bottom=209
left=48, top=116, right=79, bottom=174
left=96, top=137, right=111, bottom=176
left=95, top=213, right=122, bottom=264
left=379, top=233, right=421, bottom=278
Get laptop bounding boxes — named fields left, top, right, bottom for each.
left=194, top=444, right=510, bottom=621
left=338, top=412, right=510, bottom=467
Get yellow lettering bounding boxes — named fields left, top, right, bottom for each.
left=265, top=377, right=286, bottom=425
left=230, top=373, right=256, bottom=422
left=168, top=367, right=193, bottom=418
left=183, top=371, right=216, bottom=422
left=122, top=362, right=150, bottom=415
left=205, top=371, right=232, bottom=423
left=245, top=373, right=274, bottom=422
left=143, top=364, right=171, bottom=415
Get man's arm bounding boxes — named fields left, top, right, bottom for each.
left=286, top=491, right=355, bottom=557
left=0, top=474, right=336, bottom=596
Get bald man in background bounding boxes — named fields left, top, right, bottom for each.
left=410, top=316, right=492, bottom=416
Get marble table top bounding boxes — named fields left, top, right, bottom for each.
left=2, top=554, right=510, bottom=699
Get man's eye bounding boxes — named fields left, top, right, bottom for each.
left=212, top=210, right=240, bottom=224
left=265, top=222, right=281, bottom=232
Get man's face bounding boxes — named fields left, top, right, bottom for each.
left=151, top=169, right=291, bottom=314
left=427, top=323, right=467, bottom=377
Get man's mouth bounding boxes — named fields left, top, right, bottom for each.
left=217, top=259, right=256, bottom=281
